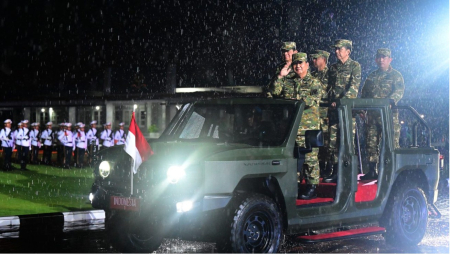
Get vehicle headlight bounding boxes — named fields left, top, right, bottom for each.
left=167, top=165, right=186, bottom=183
left=99, top=161, right=113, bottom=178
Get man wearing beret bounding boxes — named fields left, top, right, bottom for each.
left=268, top=52, right=324, bottom=199
left=324, top=39, right=361, bottom=183
left=359, top=48, right=405, bottom=180
left=311, top=50, right=332, bottom=178
left=266, top=41, right=298, bottom=97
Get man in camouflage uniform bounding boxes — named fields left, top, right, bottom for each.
left=267, top=52, right=324, bottom=199
left=265, top=42, right=297, bottom=97
left=360, top=48, right=405, bottom=180
left=324, top=39, right=361, bottom=183
left=311, top=50, right=332, bottom=177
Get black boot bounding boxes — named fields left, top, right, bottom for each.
left=360, top=163, right=378, bottom=181
left=300, top=184, right=317, bottom=200
left=323, top=164, right=338, bottom=183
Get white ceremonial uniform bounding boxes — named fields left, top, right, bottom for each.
left=86, top=128, right=99, bottom=146
left=30, top=129, right=41, bottom=148
left=0, top=127, right=14, bottom=148
left=40, top=128, right=54, bottom=146
left=114, top=129, right=126, bottom=145
left=100, top=129, right=114, bottom=147
left=74, top=130, right=87, bottom=150
left=20, top=127, right=31, bottom=148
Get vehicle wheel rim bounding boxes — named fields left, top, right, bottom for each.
left=243, top=211, right=273, bottom=252
left=400, top=194, right=422, bottom=234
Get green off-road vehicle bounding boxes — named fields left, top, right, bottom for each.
left=89, top=97, right=440, bottom=252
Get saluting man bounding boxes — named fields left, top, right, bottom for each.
left=0, top=119, right=14, bottom=171
left=30, top=122, right=41, bottom=164
left=100, top=122, right=114, bottom=150
left=268, top=52, right=324, bottom=199
left=19, top=120, right=31, bottom=171
left=40, top=122, right=54, bottom=165
left=86, top=120, right=99, bottom=165
left=59, top=123, right=74, bottom=169
left=74, top=123, right=87, bottom=168
left=114, top=122, right=126, bottom=145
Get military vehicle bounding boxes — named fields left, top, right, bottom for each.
left=89, top=97, right=440, bottom=252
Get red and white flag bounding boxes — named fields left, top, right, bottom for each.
left=124, top=112, right=153, bottom=173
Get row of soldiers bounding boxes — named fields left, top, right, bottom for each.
left=0, top=120, right=127, bottom=171
left=266, top=39, right=405, bottom=199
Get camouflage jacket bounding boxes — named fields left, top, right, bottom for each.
left=265, top=62, right=296, bottom=97
left=328, top=57, right=361, bottom=99
left=269, top=72, right=324, bottom=108
left=361, top=66, right=405, bottom=104
left=311, top=66, right=329, bottom=99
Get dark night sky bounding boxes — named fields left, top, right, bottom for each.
left=0, top=0, right=448, bottom=101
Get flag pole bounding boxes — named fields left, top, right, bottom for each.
left=130, top=110, right=134, bottom=196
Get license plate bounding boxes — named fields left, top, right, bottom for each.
left=110, top=196, right=140, bottom=211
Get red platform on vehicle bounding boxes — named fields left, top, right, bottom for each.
left=297, top=226, right=386, bottom=242
left=296, top=179, right=378, bottom=206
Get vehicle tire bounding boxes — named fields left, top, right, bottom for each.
left=106, top=210, right=163, bottom=253
left=228, top=193, right=283, bottom=253
left=381, top=182, right=428, bottom=247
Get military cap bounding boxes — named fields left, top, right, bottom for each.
left=76, top=122, right=83, bottom=127
left=119, top=122, right=125, bottom=126
left=66, top=123, right=72, bottom=127
left=4, top=119, right=12, bottom=124
left=31, top=123, right=36, bottom=127
left=292, top=52, right=308, bottom=63
left=59, top=123, right=65, bottom=126
left=281, top=41, right=296, bottom=51
left=311, top=50, right=330, bottom=59
left=331, top=39, right=353, bottom=51
left=105, top=122, right=111, bottom=126
left=46, top=122, right=53, bottom=126
left=22, top=120, right=29, bottom=124
left=79, top=124, right=85, bottom=128
left=376, top=48, right=391, bottom=57
left=18, top=122, right=22, bottom=126
left=90, top=120, right=97, bottom=125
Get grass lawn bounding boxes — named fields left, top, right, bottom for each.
left=0, top=162, right=94, bottom=217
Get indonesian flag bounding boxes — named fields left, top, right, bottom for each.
left=124, top=112, right=154, bottom=173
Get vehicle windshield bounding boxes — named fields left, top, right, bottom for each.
left=175, top=103, right=296, bottom=146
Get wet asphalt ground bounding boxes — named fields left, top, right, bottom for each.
left=0, top=189, right=448, bottom=253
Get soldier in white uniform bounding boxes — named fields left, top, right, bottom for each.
left=74, top=123, right=87, bottom=168
left=19, top=120, right=31, bottom=170
left=57, top=123, right=65, bottom=166
left=59, top=123, right=74, bottom=169
left=0, top=119, right=14, bottom=171
left=30, top=123, right=41, bottom=164
left=86, top=120, right=99, bottom=166
left=72, top=122, right=82, bottom=166
left=40, top=122, right=54, bottom=165
left=13, top=122, right=23, bottom=162
left=114, top=122, right=126, bottom=145
left=100, top=122, right=114, bottom=150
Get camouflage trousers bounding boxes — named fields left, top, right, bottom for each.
left=393, top=111, right=400, bottom=148
left=296, top=107, right=320, bottom=185
left=365, top=111, right=400, bottom=164
left=318, top=118, right=329, bottom=161
left=328, top=110, right=355, bottom=164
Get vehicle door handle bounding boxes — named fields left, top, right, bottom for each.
left=272, top=160, right=281, bottom=165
